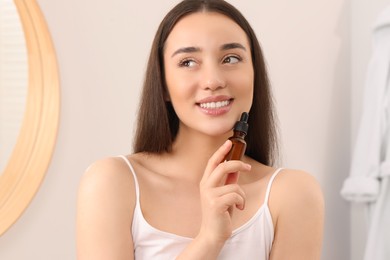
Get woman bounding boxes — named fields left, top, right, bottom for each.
left=77, top=0, right=324, bottom=259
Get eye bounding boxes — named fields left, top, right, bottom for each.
left=178, top=59, right=197, bottom=68
left=223, top=55, right=241, bottom=64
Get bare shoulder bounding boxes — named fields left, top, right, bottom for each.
left=268, top=169, right=324, bottom=260
left=271, top=169, right=324, bottom=210
left=77, top=155, right=139, bottom=218
left=77, top=156, right=137, bottom=221
left=81, top=156, right=133, bottom=181
left=77, top=156, right=136, bottom=259
left=79, top=156, right=135, bottom=199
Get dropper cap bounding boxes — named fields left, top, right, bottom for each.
left=233, top=112, right=249, bottom=135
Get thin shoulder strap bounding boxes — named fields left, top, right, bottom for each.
left=264, top=168, right=283, bottom=205
left=118, top=155, right=140, bottom=200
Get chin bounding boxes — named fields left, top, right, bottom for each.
left=201, top=125, right=234, bottom=138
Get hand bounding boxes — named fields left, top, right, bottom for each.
left=198, top=140, right=251, bottom=245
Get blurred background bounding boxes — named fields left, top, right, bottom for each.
left=1, top=0, right=389, bottom=259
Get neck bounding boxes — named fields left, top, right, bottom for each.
left=168, top=127, right=233, bottom=182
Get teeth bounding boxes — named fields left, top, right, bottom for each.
left=199, top=100, right=230, bottom=109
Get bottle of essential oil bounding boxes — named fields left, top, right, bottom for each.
left=224, top=112, right=249, bottom=162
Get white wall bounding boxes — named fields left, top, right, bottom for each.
left=0, top=1, right=352, bottom=259
left=249, top=2, right=351, bottom=259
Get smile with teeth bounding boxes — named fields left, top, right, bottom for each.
left=199, top=100, right=231, bottom=109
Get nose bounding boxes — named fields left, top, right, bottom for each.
left=200, top=64, right=226, bottom=91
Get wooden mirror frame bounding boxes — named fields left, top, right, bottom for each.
left=0, top=0, right=60, bottom=235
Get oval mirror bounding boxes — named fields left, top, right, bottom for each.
left=0, top=0, right=60, bottom=235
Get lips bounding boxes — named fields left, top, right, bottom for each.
left=196, top=95, right=233, bottom=115
left=196, top=95, right=233, bottom=106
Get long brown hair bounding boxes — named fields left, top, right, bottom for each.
left=133, top=0, right=278, bottom=166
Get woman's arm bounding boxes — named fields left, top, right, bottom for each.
left=76, top=157, right=136, bottom=260
left=269, top=170, right=325, bottom=260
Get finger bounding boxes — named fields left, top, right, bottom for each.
left=213, top=184, right=246, bottom=201
left=218, top=192, right=246, bottom=212
left=206, top=160, right=251, bottom=187
left=202, top=140, right=232, bottom=180
left=225, top=172, right=239, bottom=185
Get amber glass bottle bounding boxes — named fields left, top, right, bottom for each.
left=224, top=112, right=249, bottom=161
left=224, top=112, right=249, bottom=192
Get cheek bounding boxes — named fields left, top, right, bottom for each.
left=165, top=77, right=190, bottom=102
left=243, top=67, right=255, bottom=97
left=165, top=66, right=183, bottom=101
left=165, top=66, right=197, bottom=102
left=233, top=69, right=254, bottom=110
left=165, top=75, right=195, bottom=112
left=231, top=69, right=254, bottom=94
left=245, top=84, right=254, bottom=109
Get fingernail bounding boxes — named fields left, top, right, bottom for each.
left=245, top=163, right=252, bottom=170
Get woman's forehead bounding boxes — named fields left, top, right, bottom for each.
left=164, top=12, right=249, bottom=54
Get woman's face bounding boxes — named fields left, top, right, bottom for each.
left=164, top=11, right=254, bottom=137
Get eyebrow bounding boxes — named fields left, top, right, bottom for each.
left=171, top=47, right=201, bottom=57
left=220, top=42, right=247, bottom=51
left=171, top=42, right=247, bottom=57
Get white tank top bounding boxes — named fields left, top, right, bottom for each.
left=119, top=155, right=282, bottom=260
